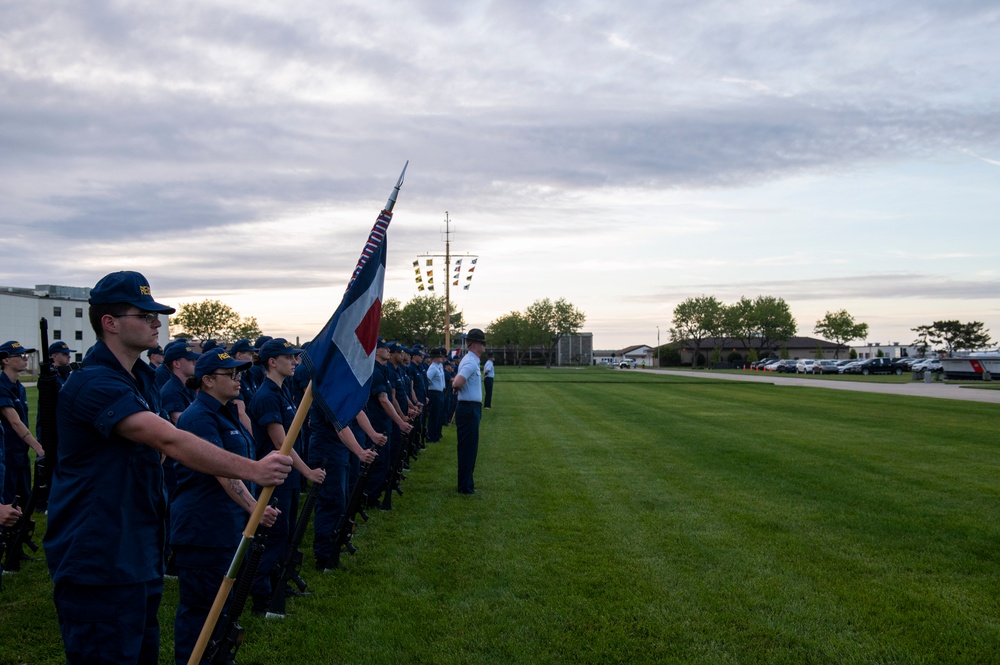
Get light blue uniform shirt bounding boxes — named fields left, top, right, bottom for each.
left=456, top=352, right=482, bottom=402
left=426, top=362, right=445, bottom=391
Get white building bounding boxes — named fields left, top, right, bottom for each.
left=1, top=283, right=171, bottom=370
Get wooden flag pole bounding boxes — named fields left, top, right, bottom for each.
left=187, top=383, right=314, bottom=665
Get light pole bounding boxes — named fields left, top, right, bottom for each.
left=657, top=326, right=660, bottom=367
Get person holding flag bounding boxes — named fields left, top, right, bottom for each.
left=44, top=271, right=292, bottom=665
left=184, top=162, right=416, bottom=664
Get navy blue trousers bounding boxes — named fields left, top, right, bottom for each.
left=174, top=546, right=232, bottom=665
left=310, top=439, right=351, bottom=566
left=54, top=578, right=163, bottom=664
left=455, top=402, right=481, bottom=493
left=426, top=390, right=444, bottom=441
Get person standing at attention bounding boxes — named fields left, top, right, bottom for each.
left=483, top=353, right=495, bottom=409
left=43, top=271, right=291, bottom=664
left=452, top=329, right=486, bottom=495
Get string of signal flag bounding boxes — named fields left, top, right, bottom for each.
left=413, top=255, right=479, bottom=292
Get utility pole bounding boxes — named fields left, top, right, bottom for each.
left=444, top=211, right=452, bottom=352
left=657, top=326, right=660, bottom=367
left=415, top=212, right=477, bottom=356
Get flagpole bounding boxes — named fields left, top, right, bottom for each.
left=189, top=161, right=407, bottom=664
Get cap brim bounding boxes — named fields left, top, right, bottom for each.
left=131, top=299, right=176, bottom=315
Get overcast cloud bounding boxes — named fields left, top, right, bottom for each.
left=2, top=1, right=998, bottom=347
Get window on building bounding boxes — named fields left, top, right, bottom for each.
left=53, top=306, right=62, bottom=317
left=75, top=307, right=83, bottom=318
left=53, top=329, right=62, bottom=340
left=75, top=353, right=83, bottom=362
left=75, top=331, right=83, bottom=340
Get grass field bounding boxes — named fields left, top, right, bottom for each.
left=2, top=367, right=1000, bottom=664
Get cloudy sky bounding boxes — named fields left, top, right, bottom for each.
left=3, top=1, right=999, bottom=350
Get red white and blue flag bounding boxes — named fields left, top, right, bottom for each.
left=302, top=210, right=391, bottom=429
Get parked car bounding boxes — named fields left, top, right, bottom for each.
left=772, top=359, right=798, bottom=373
left=752, top=357, right=779, bottom=370
left=839, top=360, right=865, bottom=374
left=812, top=359, right=840, bottom=374
left=619, top=359, right=635, bottom=369
left=912, top=358, right=943, bottom=374
left=857, top=357, right=903, bottom=375
left=796, top=359, right=817, bottom=374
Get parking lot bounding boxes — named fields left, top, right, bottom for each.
left=650, top=369, right=1000, bottom=404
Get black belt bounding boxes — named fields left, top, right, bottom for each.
left=458, top=400, right=481, bottom=404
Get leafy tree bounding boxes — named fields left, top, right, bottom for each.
left=523, top=298, right=586, bottom=368
left=487, top=312, right=530, bottom=366
left=171, top=300, right=259, bottom=343
left=752, top=296, right=797, bottom=354
left=727, top=296, right=796, bottom=356
left=912, top=321, right=992, bottom=355
left=226, top=316, right=262, bottom=343
left=814, top=310, right=868, bottom=358
left=378, top=296, right=464, bottom=347
left=669, top=295, right=724, bottom=368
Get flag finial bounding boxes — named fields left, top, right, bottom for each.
left=385, top=160, right=408, bottom=213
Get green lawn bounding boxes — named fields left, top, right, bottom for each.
left=3, top=368, right=1000, bottom=664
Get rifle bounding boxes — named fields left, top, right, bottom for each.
left=331, top=460, right=374, bottom=568
left=0, top=497, right=21, bottom=590
left=2, top=318, right=59, bottom=572
left=266, top=462, right=325, bottom=616
left=381, top=424, right=413, bottom=510
left=205, top=519, right=270, bottom=665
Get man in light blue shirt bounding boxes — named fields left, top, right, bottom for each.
left=425, top=348, right=446, bottom=442
left=452, top=329, right=485, bottom=494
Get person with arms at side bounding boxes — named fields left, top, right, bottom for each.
left=483, top=353, right=495, bottom=409
left=425, top=348, right=445, bottom=442
left=0, top=348, right=23, bottom=528
left=43, top=271, right=291, bottom=665
left=452, top=329, right=486, bottom=495
left=0, top=341, right=46, bottom=505
left=171, top=347, right=281, bottom=665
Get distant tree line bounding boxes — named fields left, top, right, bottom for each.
left=668, top=295, right=798, bottom=367
left=378, top=295, right=465, bottom=348
left=911, top=321, right=992, bottom=356
left=667, top=294, right=993, bottom=367
left=171, top=300, right=262, bottom=343
left=487, top=297, right=586, bottom=367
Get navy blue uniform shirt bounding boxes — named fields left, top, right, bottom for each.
left=160, top=372, right=195, bottom=418
left=172, top=391, right=256, bottom=548
left=44, top=340, right=166, bottom=585
left=365, top=362, right=392, bottom=435
left=248, top=377, right=301, bottom=487
left=0, top=372, right=29, bottom=458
